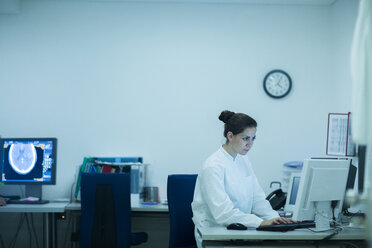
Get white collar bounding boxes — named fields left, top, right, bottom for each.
left=219, top=146, right=236, bottom=162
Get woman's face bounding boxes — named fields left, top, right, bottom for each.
left=228, top=127, right=256, bottom=157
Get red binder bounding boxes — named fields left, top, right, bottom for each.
left=101, top=164, right=112, bottom=173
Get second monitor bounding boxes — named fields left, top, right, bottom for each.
left=0, top=137, right=57, bottom=203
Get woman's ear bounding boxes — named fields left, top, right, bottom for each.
left=226, top=131, right=234, bottom=142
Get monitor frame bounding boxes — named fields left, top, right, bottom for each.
left=0, top=137, right=57, bottom=185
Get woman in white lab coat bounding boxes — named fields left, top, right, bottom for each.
left=191, top=110, right=293, bottom=247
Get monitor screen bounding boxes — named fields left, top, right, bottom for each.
left=284, top=172, right=301, bottom=212
left=0, top=138, right=57, bottom=184
left=289, top=175, right=301, bottom=205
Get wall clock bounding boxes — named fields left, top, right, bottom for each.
left=263, top=69, right=292, bottom=99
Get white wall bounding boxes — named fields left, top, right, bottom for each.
left=331, top=0, right=359, bottom=109
left=0, top=0, right=359, bottom=200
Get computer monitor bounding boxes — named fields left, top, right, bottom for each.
left=0, top=138, right=57, bottom=202
left=285, top=162, right=356, bottom=214
left=292, top=158, right=350, bottom=231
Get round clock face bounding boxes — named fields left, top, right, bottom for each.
left=263, top=69, right=292, bottom=99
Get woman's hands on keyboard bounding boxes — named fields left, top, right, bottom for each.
left=259, top=217, right=297, bottom=226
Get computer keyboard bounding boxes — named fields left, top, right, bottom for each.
left=7, top=199, right=49, bottom=204
left=256, top=221, right=315, bottom=231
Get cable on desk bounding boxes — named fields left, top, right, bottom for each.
left=339, top=241, right=364, bottom=248
left=331, top=200, right=337, bottom=221
left=306, top=226, right=342, bottom=234
left=315, top=209, right=339, bottom=225
left=343, top=209, right=365, bottom=217
left=321, top=227, right=341, bottom=241
left=311, top=226, right=342, bottom=248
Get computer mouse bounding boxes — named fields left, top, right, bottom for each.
left=226, top=223, right=247, bottom=230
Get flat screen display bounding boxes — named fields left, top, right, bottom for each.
left=0, top=138, right=57, bottom=184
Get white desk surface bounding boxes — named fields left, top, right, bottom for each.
left=65, top=201, right=169, bottom=212
left=0, top=202, right=68, bottom=213
left=198, top=226, right=366, bottom=241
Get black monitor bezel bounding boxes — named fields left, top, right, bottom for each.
left=0, top=137, right=57, bottom=185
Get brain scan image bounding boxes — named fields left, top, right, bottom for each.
left=8, top=143, right=37, bottom=175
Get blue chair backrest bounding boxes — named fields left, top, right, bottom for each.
left=167, top=174, right=198, bottom=248
left=80, top=173, right=131, bottom=248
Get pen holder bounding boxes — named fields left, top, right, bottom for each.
left=143, top=186, right=159, bottom=204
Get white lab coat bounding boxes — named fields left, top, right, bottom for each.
left=191, top=147, right=279, bottom=247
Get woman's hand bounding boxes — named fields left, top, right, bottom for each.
left=259, top=217, right=297, bottom=226
left=0, top=197, right=6, bottom=206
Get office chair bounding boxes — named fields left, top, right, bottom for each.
left=80, top=173, right=148, bottom=248
left=167, top=174, right=198, bottom=248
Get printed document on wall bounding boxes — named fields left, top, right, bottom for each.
left=326, top=113, right=355, bottom=156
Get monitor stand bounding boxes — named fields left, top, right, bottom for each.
left=314, top=201, right=331, bottom=231
left=23, top=185, right=49, bottom=204
left=6, top=185, right=49, bottom=204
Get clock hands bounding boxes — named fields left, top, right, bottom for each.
left=276, top=76, right=283, bottom=88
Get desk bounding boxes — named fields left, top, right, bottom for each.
left=198, top=226, right=367, bottom=248
left=65, top=201, right=168, bottom=212
left=0, top=202, right=68, bottom=248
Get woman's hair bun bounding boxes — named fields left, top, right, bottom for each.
left=219, top=110, right=235, bottom=123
